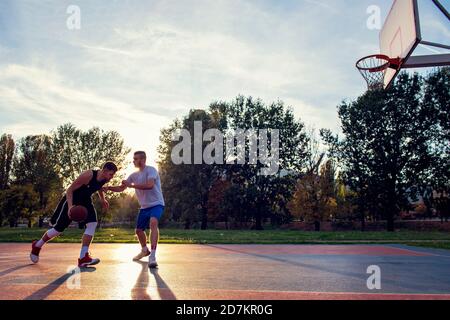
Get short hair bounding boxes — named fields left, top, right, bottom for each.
left=102, top=162, right=118, bottom=172
left=134, top=151, right=147, bottom=159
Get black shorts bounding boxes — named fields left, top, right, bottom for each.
left=50, top=196, right=97, bottom=232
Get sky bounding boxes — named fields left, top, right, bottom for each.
left=0, top=0, right=448, bottom=175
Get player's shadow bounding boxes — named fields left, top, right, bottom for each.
left=131, top=261, right=176, bottom=300
left=0, top=264, right=34, bottom=277
left=24, top=267, right=96, bottom=300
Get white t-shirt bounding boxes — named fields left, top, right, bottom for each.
left=127, top=166, right=165, bottom=209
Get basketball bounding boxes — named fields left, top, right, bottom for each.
left=69, top=206, right=88, bottom=222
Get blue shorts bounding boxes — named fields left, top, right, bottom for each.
left=136, top=205, right=164, bottom=231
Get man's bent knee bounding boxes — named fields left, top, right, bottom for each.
left=46, top=228, right=61, bottom=239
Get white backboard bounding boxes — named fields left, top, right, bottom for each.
left=379, top=0, right=421, bottom=88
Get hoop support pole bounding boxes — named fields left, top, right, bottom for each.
left=420, top=41, right=450, bottom=51
left=403, top=54, right=450, bottom=68
left=431, top=0, right=450, bottom=21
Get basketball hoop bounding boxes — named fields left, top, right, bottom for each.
left=356, top=54, right=401, bottom=90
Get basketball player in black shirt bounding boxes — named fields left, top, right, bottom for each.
left=30, top=162, right=118, bottom=267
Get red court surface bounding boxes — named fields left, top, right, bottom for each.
left=1, top=243, right=449, bottom=300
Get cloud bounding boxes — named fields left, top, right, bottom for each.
left=67, top=2, right=352, bottom=129
left=304, top=0, right=339, bottom=13
left=79, top=44, right=135, bottom=57
left=4, top=0, right=446, bottom=161
left=0, top=64, right=169, bottom=166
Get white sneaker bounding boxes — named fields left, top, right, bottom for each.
left=148, top=255, right=158, bottom=268
left=133, top=248, right=150, bottom=261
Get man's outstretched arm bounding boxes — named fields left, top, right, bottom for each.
left=124, top=179, right=155, bottom=190
left=103, top=184, right=127, bottom=193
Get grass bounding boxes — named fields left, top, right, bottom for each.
left=0, top=227, right=449, bottom=250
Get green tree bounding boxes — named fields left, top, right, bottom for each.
left=158, top=97, right=309, bottom=230
left=0, top=134, right=15, bottom=225
left=13, top=135, right=63, bottom=227
left=221, top=183, right=256, bottom=228
left=158, top=110, right=219, bottom=229
left=322, top=72, right=442, bottom=231
left=334, top=178, right=357, bottom=223
left=49, top=124, right=130, bottom=226
left=0, top=184, right=39, bottom=227
left=207, top=179, right=232, bottom=228
left=288, top=160, right=337, bottom=231
left=0, top=134, right=15, bottom=190
left=420, top=68, right=450, bottom=213
left=213, top=96, right=309, bottom=229
left=434, top=193, right=449, bottom=223
left=51, top=124, right=130, bottom=187
left=110, top=193, right=141, bottom=227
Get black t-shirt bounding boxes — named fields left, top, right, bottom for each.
left=72, top=170, right=107, bottom=204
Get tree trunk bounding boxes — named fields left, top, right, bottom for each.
left=255, top=216, right=263, bottom=230
left=184, top=219, right=191, bottom=230
left=39, top=191, right=45, bottom=210
left=361, top=209, right=366, bottom=232
left=254, top=204, right=264, bottom=230
left=38, top=217, right=44, bottom=228
left=314, top=220, right=321, bottom=232
left=201, top=207, right=208, bottom=230
left=270, top=216, right=276, bottom=227
left=386, top=188, right=397, bottom=231
left=28, top=219, right=32, bottom=228
left=387, top=213, right=395, bottom=232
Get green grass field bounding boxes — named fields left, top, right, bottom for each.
left=0, top=227, right=449, bottom=250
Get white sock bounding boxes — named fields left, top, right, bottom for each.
left=142, top=245, right=149, bottom=252
left=80, top=246, right=89, bottom=259
left=150, top=248, right=156, bottom=257
left=35, top=239, right=45, bottom=248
